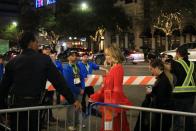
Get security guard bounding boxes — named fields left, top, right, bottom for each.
left=171, top=46, right=196, bottom=131
left=0, top=32, right=81, bottom=131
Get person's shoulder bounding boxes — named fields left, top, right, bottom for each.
left=63, top=63, right=71, bottom=69
left=88, top=61, right=96, bottom=65
left=172, top=59, right=181, bottom=67
left=55, top=60, right=62, bottom=65
left=116, top=64, right=123, bottom=69
left=112, top=64, right=123, bottom=72
left=38, top=53, right=50, bottom=59
left=77, top=61, right=83, bottom=65
left=39, top=53, right=54, bottom=63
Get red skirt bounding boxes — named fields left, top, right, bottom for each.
left=100, top=111, right=130, bottom=131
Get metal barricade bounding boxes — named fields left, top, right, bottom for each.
left=88, top=102, right=196, bottom=131
left=0, top=104, right=87, bottom=131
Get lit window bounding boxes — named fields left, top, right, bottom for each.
left=47, top=0, right=56, bottom=5
left=36, top=0, right=44, bottom=8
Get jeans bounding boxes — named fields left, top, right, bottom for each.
left=67, top=94, right=83, bottom=127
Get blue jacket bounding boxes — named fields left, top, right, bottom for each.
left=55, top=60, right=63, bottom=74
left=77, top=61, right=100, bottom=87
left=63, top=63, right=85, bottom=98
left=0, top=64, right=4, bottom=80
left=77, top=61, right=100, bottom=77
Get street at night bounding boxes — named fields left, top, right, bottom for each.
left=0, top=0, right=196, bottom=131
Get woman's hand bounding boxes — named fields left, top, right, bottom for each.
left=73, top=100, right=82, bottom=111
left=99, top=67, right=108, bottom=73
left=88, top=98, right=94, bottom=103
left=104, top=60, right=109, bottom=67
left=80, top=89, right=84, bottom=95
left=146, top=86, right=152, bottom=94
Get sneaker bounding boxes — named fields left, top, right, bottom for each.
left=68, top=126, right=76, bottom=131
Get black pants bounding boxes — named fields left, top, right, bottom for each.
left=173, top=96, right=195, bottom=131
left=41, top=91, right=54, bottom=123
left=10, top=97, right=40, bottom=131
left=134, top=95, right=172, bottom=131
left=81, top=86, right=94, bottom=114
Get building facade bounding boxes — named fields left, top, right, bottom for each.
left=109, top=0, right=196, bottom=51
left=0, top=0, right=19, bottom=28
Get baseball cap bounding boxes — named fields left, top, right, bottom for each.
left=42, top=45, right=51, bottom=50
left=66, top=50, right=78, bottom=57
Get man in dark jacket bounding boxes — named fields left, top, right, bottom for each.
left=171, top=46, right=196, bottom=131
left=0, top=32, right=81, bottom=131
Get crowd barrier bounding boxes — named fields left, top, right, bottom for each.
left=88, top=102, right=196, bottom=131
left=0, top=105, right=84, bottom=131
left=0, top=103, right=195, bottom=131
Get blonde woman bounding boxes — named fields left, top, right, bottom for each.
left=90, top=45, right=132, bottom=131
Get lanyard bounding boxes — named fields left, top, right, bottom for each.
left=85, top=63, right=90, bottom=73
left=70, top=64, right=79, bottom=76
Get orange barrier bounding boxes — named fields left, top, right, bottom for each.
left=46, top=75, right=156, bottom=92
left=85, top=75, right=156, bottom=87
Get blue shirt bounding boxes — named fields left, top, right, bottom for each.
left=63, top=63, right=85, bottom=98
left=77, top=61, right=100, bottom=77
left=77, top=61, right=100, bottom=87
left=54, top=60, right=63, bottom=74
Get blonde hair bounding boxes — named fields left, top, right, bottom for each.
left=104, top=45, right=124, bottom=64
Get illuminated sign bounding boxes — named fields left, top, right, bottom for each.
left=36, top=0, right=44, bottom=8
left=47, top=0, right=56, bottom=5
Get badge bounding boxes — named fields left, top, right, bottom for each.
left=74, top=78, right=81, bottom=84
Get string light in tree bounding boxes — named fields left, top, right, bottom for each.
left=154, top=11, right=183, bottom=36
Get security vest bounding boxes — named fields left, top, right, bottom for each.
left=173, top=59, right=196, bottom=93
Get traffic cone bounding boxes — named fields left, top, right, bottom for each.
left=104, top=90, right=113, bottom=131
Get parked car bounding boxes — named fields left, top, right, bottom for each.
left=92, top=49, right=145, bottom=65
left=92, top=51, right=105, bottom=65
left=124, top=50, right=145, bottom=64
left=161, top=42, right=196, bottom=62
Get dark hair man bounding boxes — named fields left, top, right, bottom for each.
left=171, top=45, right=196, bottom=131
left=0, top=32, right=81, bottom=131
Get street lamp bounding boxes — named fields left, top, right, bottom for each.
left=12, top=21, right=18, bottom=27
left=80, top=2, right=88, bottom=11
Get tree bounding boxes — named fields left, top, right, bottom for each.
left=154, top=12, right=183, bottom=50
left=0, top=20, right=19, bottom=41
left=56, top=0, right=132, bottom=38
left=150, top=0, right=195, bottom=18
left=37, top=7, right=59, bottom=45
left=19, top=0, right=39, bottom=31
left=142, top=0, right=196, bottom=50
left=143, top=0, right=195, bottom=29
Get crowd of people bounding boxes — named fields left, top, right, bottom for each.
left=0, top=31, right=195, bottom=131
left=0, top=31, right=108, bottom=131
left=135, top=46, right=196, bottom=131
